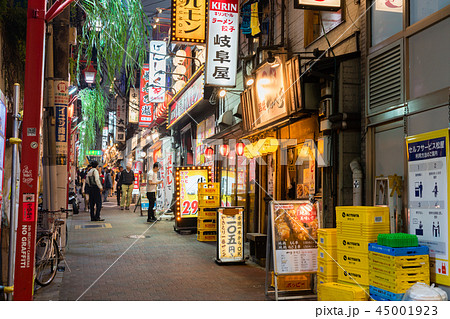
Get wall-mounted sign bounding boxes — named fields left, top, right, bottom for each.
left=129, top=87, right=139, bottom=123
left=86, top=150, right=102, bottom=156
left=252, top=61, right=288, bottom=129
left=270, top=200, right=318, bottom=274
left=139, top=64, right=153, bottom=127
left=216, top=207, right=244, bottom=263
left=171, top=0, right=208, bottom=43
left=116, top=96, right=126, bottom=142
left=102, top=126, right=108, bottom=151
left=294, top=0, right=341, bottom=11
left=205, top=0, right=239, bottom=87
left=168, top=72, right=204, bottom=128
left=406, top=129, right=450, bottom=285
left=55, top=80, right=69, bottom=166
left=175, top=166, right=210, bottom=218
left=375, top=0, right=403, bottom=13
left=149, top=41, right=166, bottom=103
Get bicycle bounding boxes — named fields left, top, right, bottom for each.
left=35, top=208, right=71, bottom=287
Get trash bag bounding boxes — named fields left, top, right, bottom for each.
left=402, top=282, right=448, bottom=301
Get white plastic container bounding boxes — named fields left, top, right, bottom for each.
left=402, top=282, right=448, bottom=301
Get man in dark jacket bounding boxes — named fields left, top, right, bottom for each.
left=120, top=162, right=135, bottom=210
left=115, top=166, right=124, bottom=206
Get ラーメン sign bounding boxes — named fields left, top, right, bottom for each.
left=294, top=0, right=341, bottom=11
left=205, top=0, right=239, bottom=87
left=171, top=0, right=208, bottom=43
left=149, top=41, right=166, bottom=103
left=217, top=207, right=244, bottom=263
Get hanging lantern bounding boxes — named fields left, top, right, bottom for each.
left=236, top=142, right=245, bottom=156
left=205, top=147, right=214, bottom=158
left=260, top=137, right=279, bottom=154
left=83, top=63, right=97, bottom=84
left=219, top=144, right=230, bottom=157
left=254, top=139, right=266, bottom=156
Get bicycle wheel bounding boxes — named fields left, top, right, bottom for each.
left=35, top=236, right=59, bottom=287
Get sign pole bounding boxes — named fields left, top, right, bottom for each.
left=13, top=0, right=47, bottom=300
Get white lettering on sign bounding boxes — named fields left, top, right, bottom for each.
left=20, top=225, right=27, bottom=268
left=211, top=1, right=238, bottom=12
left=22, top=165, right=33, bottom=184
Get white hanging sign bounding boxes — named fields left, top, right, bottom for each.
left=149, top=41, right=166, bottom=103
left=205, top=0, right=239, bottom=87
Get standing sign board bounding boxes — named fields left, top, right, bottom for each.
left=216, top=207, right=244, bottom=264
left=205, top=0, right=239, bottom=87
left=174, top=166, right=212, bottom=231
left=406, top=129, right=450, bottom=285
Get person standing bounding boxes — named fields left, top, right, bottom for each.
left=81, top=164, right=92, bottom=212
left=115, top=166, right=124, bottom=206
left=120, top=162, right=135, bottom=210
left=103, top=168, right=113, bottom=202
left=86, top=161, right=104, bottom=221
left=146, top=162, right=162, bottom=222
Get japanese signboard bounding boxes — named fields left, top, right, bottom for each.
left=116, top=96, right=126, bottom=142
left=133, top=171, right=140, bottom=195
left=86, top=150, right=102, bottom=156
left=102, top=126, right=108, bottom=151
left=163, top=138, right=175, bottom=211
left=129, top=87, right=139, bottom=123
left=294, top=0, right=341, bottom=11
left=171, top=0, right=208, bottom=43
left=406, top=129, right=450, bottom=285
left=149, top=41, right=166, bottom=103
left=270, top=200, right=319, bottom=274
left=252, top=61, right=288, bottom=129
left=375, top=0, right=402, bottom=13
left=139, top=64, right=153, bottom=127
left=54, top=81, right=69, bottom=166
left=175, top=166, right=210, bottom=218
left=205, top=0, right=239, bottom=87
left=168, top=71, right=204, bottom=128
left=217, top=207, right=244, bottom=263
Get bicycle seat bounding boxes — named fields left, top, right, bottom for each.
left=55, top=219, right=65, bottom=226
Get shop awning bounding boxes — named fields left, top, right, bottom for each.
left=204, top=122, right=243, bottom=144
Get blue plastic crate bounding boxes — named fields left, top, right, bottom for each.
left=368, top=243, right=429, bottom=256
left=370, top=293, right=391, bottom=301
left=370, top=286, right=404, bottom=301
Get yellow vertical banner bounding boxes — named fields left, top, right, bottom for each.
left=406, top=129, right=450, bottom=285
left=171, top=0, right=208, bottom=43
left=250, top=2, right=260, bottom=36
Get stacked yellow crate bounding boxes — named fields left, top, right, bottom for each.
left=317, top=228, right=338, bottom=285
left=318, top=282, right=368, bottom=301
left=335, top=206, right=390, bottom=292
left=197, top=183, right=220, bottom=242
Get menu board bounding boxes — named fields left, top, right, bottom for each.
left=175, top=167, right=210, bottom=218
left=270, top=200, right=318, bottom=274
left=407, top=129, right=450, bottom=285
left=217, top=207, right=244, bottom=263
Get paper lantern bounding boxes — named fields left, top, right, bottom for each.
left=236, top=142, right=245, bottom=156
left=219, top=145, right=230, bottom=157
left=205, top=147, right=214, bottom=158
left=260, top=138, right=279, bottom=154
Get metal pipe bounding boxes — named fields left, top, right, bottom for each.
left=7, top=83, right=20, bottom=300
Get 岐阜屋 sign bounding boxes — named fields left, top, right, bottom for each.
left=205, top=0, right=239, bottom=87
left=171, top=0, right=208, bottom=43
left=294, top=0, right=341, bottom=11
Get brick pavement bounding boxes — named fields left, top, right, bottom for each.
left=34, top=198, right=268, bottom=301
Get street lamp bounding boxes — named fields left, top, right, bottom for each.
left=83, top=63, right=97, bottom=84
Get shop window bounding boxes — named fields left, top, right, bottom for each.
left=304, top=9, right=343, bottom=47
left=370, top=0, right=403, bottom=46
left=410, top=0, right=450, bottom=26
left=286, top=142, right=316, bottom=200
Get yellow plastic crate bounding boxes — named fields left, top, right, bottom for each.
left=369, top=262, right=429, bottom=277
left=370, top=269, right=430, bottom=286
left=369, top=252, right=429, bottom=268
left=197, top=230, right=217, bottom=242
left=318, top=246, right=337, bottom=261
left=337, top=265, right=370, bottom=286
left=318, top=228, right=337, bottom=248
left=198, top=198, right=220, bottom=207
left=337, top=223, right=390, bottom=239
left=197, top=218, right=216, bottom=230
left=318, top=260, right=338, bottom=277
left=198, top=183, right=219, bottom=194
left=197, top=208, right=217, bottom=218
left=337, top=250, right=369, bottom=269
left=337, top=236, right=375, bottom=254
left=317, top=273, right=337, bottom=285
left=271, top=273, right=311, bottom=291
left=318, top=282, right=368, bottom=301
left=336, top=206, right=389, bottom=225
left=369, top=276, right=430, bottom=294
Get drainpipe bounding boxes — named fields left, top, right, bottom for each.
left=350, top=158, right=363, bottom=206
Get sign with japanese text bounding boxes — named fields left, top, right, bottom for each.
left=294, top=0, right=341, bottom=11
left=375, top=0, right=402, bottom=13
left=407, top=129, right=450, bottom=285
left=87, top=150, right=102, bottom=156
left=102, top=126, right=108, bottom=151
left=133, top=171, right=140, bottom=195
left=149, top=41, right=166, bottom=103
left=129, top=87, right=139, bottom=123
left=205, top=0, right=239, bottom=87
left=270, top=200, right=318, bottom=274
left=55, top=80, right=69, bottom=166
left=168, top=72, right=204, bottom=128
left=171, top=0, right=208, bottom=43
left=217, top=207, right=244, bottom=263
left=175, top=167, right=210, bottom=218
left=116, top=96, right=126, bottom=142
left=139, top=64, right=153, bottom=127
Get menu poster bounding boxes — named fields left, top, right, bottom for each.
left=407, top=129, right=450, bottom=285
left=217, top=207, right=244, bottom=263
left=270, top=200, right=318, bottom=274
left=176, top=167, right=210, bottom=218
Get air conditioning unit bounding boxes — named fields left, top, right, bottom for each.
left=319, top=98, right=332, bottom=117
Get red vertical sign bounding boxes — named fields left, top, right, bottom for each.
left=14, top=0, right=47, bottom=300
left=139, top=64, right=154, bottom=128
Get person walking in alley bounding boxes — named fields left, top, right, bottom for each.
left=120, top=162, right=135, bottom=210
left=116, top=166, right=123, bottom=206
left=103, top=168, right=113, bottom=202
left=86, top=161, right=104, bottom=221
left=146, top=162, right=163, bottom=222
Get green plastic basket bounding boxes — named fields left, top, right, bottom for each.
left=377, top=233, right=419, bottom=248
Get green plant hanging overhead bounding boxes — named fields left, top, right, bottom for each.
left=77, top=0, right=149, bottom=88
